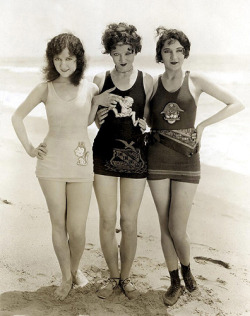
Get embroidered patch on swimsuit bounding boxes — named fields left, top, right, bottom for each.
left=105, top=139, right=146, bottom=174
left=110, top=96, right=139, bottom=126
left=161, top=102, right=184, bottom=124
left=74, top=142, right=89, bottom=166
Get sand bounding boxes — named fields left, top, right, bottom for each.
left=1, top=105, right=250, bottom=316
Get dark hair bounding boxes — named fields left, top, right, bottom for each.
left=101, top=22, right=142, bottom=54
left=155, top=27, right=191, bottom=63
left=43, top=33, right=86, bottom=86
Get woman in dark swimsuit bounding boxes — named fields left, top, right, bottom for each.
left=91, top=22, right=153, bottom=300
left=145, top=27, right=244, bottom=306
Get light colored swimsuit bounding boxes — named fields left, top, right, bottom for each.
left=36, top=80, right=97, bottom=182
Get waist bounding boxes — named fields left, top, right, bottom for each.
left=46, top=127, right=88, bottom=139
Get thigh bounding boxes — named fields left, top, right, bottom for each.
left=148, top=179, right=171, bottom=224
left=94, top=174, right=118, bottom=218
left=169, top=181, right=198, bottom=231
left=38, top=179, right=67, bottom=226
left=66, top=182, right=93, bottom=230
left=120, top=178, right=146, bottom=219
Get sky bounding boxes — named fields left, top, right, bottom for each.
left=0, top=0, right=250, bottom=59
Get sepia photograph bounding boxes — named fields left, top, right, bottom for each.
left=0, top=0, right=249, bottom=315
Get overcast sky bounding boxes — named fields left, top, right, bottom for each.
left=1, top=0, right=249, bottom=58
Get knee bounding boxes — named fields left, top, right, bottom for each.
left=169, top=224, right=187, bottom=244
left=68, top=228, right=85, bottom=243
left=100, top=216, right=117, bottom=232
left=120, top=217, right=137, bottom=234
left=51, top=221, right=66, bottom=235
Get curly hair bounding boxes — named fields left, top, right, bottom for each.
left=155, top=27, right=191, bottom=63
left=101, top=22, right=142, bottom=54
left=43, top=33, right=86, bottom=86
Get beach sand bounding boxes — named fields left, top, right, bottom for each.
left=1, top=104, right=250, bottom=316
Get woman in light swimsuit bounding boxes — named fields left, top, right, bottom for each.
left=12, top=33, right=99, bottom=300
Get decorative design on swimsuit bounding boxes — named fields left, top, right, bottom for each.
left=74, top=142, right=89, bottom=166
left=158, top=128, right=197, bottom=148
left=105, top=139, right=146, bottom=174
left=161, top=102, right=184, bottom=124
left=110, top=96, right=139, bottom=126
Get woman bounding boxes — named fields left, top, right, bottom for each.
left=146, top=27, right=244, bottom=306
left=12, top=33, right=99, bottom=300
left=91, top=22, right=153, bottom=300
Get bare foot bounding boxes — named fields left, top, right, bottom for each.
left=72, top=270, right=88, bottom=287
left=54, top=278, right=72, bottom=300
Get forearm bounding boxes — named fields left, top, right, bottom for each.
left=11, top=115, right=35, bottom=156
left=197, top=101, right=244, bottom=130
left=88, top=100, right=99, bottom=126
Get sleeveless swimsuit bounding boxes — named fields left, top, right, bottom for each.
left=93, top=70, right=147, bottom=178
left=147, top=71, right=200, bottom=183
left=36, top=80, right=98, bottom=182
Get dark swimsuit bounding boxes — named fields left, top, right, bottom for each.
left=147, top=71, right=200, bottom=183
left=93, top=70, right=147, bottom=178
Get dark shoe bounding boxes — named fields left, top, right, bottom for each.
left=163, top=284, right=184, bottom=306
left=163, top=269, right=183, bottom=306
left=120, top=278, right=140, bottom=300
left=97, top=277, right=120, bottom=299
left=181, top=264, right=198, bottom=292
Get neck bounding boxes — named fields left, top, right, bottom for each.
left=163, top=68, right=183, bottom=80
left=115, top=66, right=133, bottom=74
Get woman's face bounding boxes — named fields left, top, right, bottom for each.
left=110, top=44, right=135, bottom=72
left=161, top=40, right=185, bottom=71
left=53, top=47, right=77, bottom=78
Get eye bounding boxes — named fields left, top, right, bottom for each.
left=54, top=57, right=60, bottom=61
left=176, top=48, right=184, bottom=54
left=163, top=49, right=171, bottom=54
left=113, top=53, right=119, bottom=56
left=66, top=57, right=73, bottom=61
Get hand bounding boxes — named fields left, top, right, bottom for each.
left=194, top=124, right=204, bottom=150
left=93, top=87, right=123, bottom=107
left=96, top=107, right=110, bottom=125
left=138, top=118, right=147, bottom=133
left=30, top=143, right=47, bottom=159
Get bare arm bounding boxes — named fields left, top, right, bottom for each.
left=11, top=82, right=48, bottom=158
left=143, top=75, right=158, bottom=128
left=92, top=72, right=122, bottom=129
left=88, top=83, right=100, bottom=125
left=139, top=72, right=154, bottom=131
left=190, top=72, right=245, bottom=144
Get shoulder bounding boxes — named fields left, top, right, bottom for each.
left=142, top=71, right=153, bottom=96
left=189, top=71, right=213, bottom=88
left=93, top=71, right=107, bottom=90
left=29, top=82, right=48, bottom=102
left=82, top=79, right=99, bottom=96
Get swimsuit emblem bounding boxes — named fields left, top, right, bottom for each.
left=74, top=141, right=89, bottom=166
left=110, top=96, right=139, bottom=126
left=161, top=102, right=184, bottom=124
left=106, top=139, right=146, bottom=174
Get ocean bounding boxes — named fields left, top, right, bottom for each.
left=1, top=55, right=249, bottom=175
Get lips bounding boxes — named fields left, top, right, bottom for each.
left=170, top=62, right=178, bottom=65
left=120, top=63, right=127, bottom=67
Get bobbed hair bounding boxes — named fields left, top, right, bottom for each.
left=43, top=33, right=86, bottom=86
left=101, top=22, right=142, bottom=54
left=155, top=27, right=191, bottom=63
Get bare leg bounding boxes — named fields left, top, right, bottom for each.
left=38, top=179, right=72, bottom=300
left=168, top=181, right=198, bottom=266
left=94, top=174, right=120, bottom=278
left=119, top=177, right=146, bottom=280
left=66, top=181, right=92, bottom=286
left=148, top=179, right=178, bottom=271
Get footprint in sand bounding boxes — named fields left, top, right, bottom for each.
left=194, top=256, right=230, bottom=269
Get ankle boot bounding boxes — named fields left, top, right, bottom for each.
left=163, top=269, right=184, bottom=306
left=181, top=263, right=198, bottom=292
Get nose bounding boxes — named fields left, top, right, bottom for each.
left=170, top=51, right=177, bottom=60
left=60, top=60, right=68, bottom=69
left=120, top=55, right=126, bottom=63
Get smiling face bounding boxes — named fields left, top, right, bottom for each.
left=110, top=44, right=135, bottom=72
left=53, top=47, right=77, bottom=79
left=161, top=40, right=185, bottom=71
